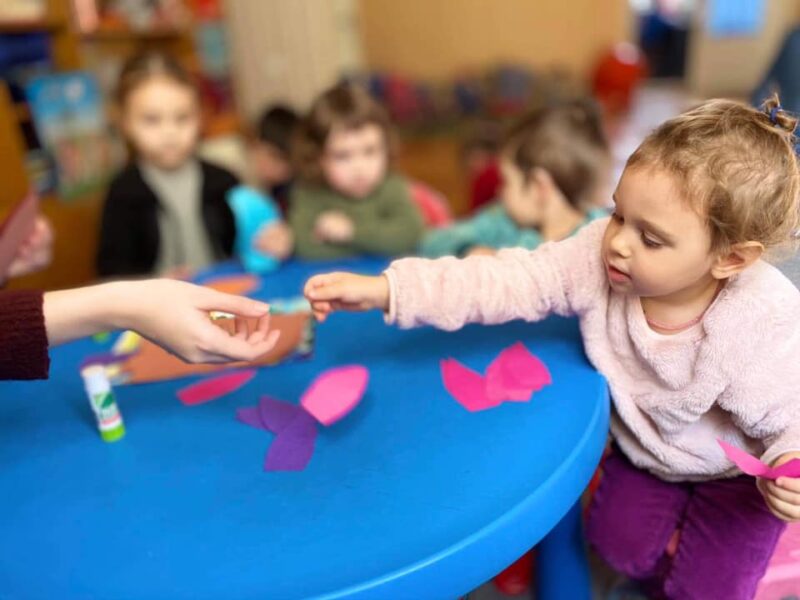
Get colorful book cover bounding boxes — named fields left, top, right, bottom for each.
left=25, top=71, right=121, bottom=201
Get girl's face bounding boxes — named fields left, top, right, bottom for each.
left=602, top=166, right=718, bottom=300
left=321, top=124, right=387, bottom=199
left=500, top=159, right=542, bottom=228
left=122, top=76, right=200, bottom=170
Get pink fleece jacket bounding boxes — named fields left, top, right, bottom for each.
left=385, top=218, right=800, bottom=481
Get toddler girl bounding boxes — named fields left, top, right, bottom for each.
left=421, top=101, right=610, bottom=258
left=97, top=52, right=238, bottom=278
left=304, top=96, right=800, bottom=599
left=288, top=83, right=423, bottom=260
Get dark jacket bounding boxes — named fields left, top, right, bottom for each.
left=96, top=160, right=238, bottom=277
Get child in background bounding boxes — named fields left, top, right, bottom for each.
left=305, top=96, right=800, bottom=599
left=250, top=104, right=299, bottom=214
left=462, top=121, right=503, bottom=214
left=97, top=52, right=238, bottom=278
left=245, top=105, right=299, bottom=265
left=421, top=101, right=610, bottom=258
left=288, top=83, right=424, bottom=260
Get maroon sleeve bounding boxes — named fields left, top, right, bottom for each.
left=0, top=290, right=50, bottom=380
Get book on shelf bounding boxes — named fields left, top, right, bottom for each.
left=25, top=71, right=123, bottom=201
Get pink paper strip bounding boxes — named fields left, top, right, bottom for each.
left=718, top=439, right=800, bottom=480
left=300, top=365, right=369, bottom=426
left=177, top=370, right=257, bottom=406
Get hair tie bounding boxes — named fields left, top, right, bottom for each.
left=770, top=105, right=782, bottom=124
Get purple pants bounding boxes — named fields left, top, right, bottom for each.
left=586, top=447, right=786, bottom=600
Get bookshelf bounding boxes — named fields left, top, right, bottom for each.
left=0, top=0, right=240, bottom=289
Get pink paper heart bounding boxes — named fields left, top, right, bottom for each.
left=440, top=358, right=499, bottom=412
left=486, top=342, right=551, bottom=403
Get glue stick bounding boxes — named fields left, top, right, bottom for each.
left=81, top=365, right=126, bottom=442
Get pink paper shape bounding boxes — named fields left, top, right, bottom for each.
left=177, top=370, right=257, bottom=406
left=264, top=410, right=318, bottom=472
left=440, top=359, right=498, bottom=412
left=300, top=365, right=369, bottom=425
left=718, top=439, right=800, bottom=480
left=485, top=342, right=552, bottom=403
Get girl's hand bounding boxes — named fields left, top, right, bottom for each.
left=255, top=222, right=294, bottom=260
left=314, top=211, right=355, bottom=243
left=303, top=272, right=389, bottom=322
left=757, top=452, right=800, bottom=522
left=123, top=280, right=281, bottom=363
left=6, top=216, right=53, bottom=280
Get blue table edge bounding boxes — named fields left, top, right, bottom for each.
left=311, top=384, right=610, bottom=600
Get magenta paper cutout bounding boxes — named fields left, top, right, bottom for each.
left=718, top=439, right=800, bottom=480
left=485, top=342, right=552, bottom=403
left=177, top=370, right=257, bottom=406
left=441, top=359, right=499, bottom=412
left=441, top=343, right=552, bottom=412
left=236, top=366, right=368, bottom=471
left=301, top=365, right=369, bottom=425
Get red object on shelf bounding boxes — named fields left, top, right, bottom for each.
left=591, top=43, right=647, bottom=113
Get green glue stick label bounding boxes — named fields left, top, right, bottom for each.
left=81, top=365, right=125, bottom=443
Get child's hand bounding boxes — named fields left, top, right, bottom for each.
left=255, top=222, right=294, bottom=260
left=123, top=280, right=280, bottom=363
left=6, top=216, right=53, bottom=280
left=466, top=245, right=497, bottom=257
left=304, top=272, right=389, bottom=322
left=757, top=452, right=800, bottom=522
left=314, top=211, right=354, bottom=243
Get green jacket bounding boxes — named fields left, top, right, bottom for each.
left=289, top=174, right=424, bottom=260
left=420, top=202, right=608, bottom=258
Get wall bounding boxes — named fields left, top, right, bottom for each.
left=357, top=0, right=631, bottom=80
left=687, top=0, right=800, bottom=97
left=225, top=0, right=363, bottom=120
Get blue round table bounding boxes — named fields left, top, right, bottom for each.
left=0, top=259, right=609, bottom=599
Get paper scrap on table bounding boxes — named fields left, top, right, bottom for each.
left=112, top=330, right=142, bottom=356
left=203, top=273, right=260, bottom=296
left=113, top=312, right=313, bottom=385
left=177, top=370, right=257, bottom=406
left=236, top=366, right=369, bottom=471
left=718, top=439, right=800, bottom=480
left=441, top=342, right=551, bottom=412
left=300, top=365, right=369, bottom=425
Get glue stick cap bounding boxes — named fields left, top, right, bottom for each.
left=81, top=364, right=111, bottom=397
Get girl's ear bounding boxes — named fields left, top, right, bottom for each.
left=711, top=241, right=764, bottom=280
left=530, top=167, right=555, bottom=191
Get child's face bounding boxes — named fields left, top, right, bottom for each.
left=252, top=141, right=292, bottom=188
left=500, top=159, right=542, bottom=227
left=321, top=124, right=387, bottom=199
left=122, top=76, right=200, bottom=170
left=602, top=167, right=717, bottom=299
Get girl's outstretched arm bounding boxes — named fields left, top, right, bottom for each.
left=306, top=218, right=609, bottom=330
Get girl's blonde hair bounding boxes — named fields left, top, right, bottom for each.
left=627, top=95, right=800, bottom=254
left=293, top=82, right=396, bottom=183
